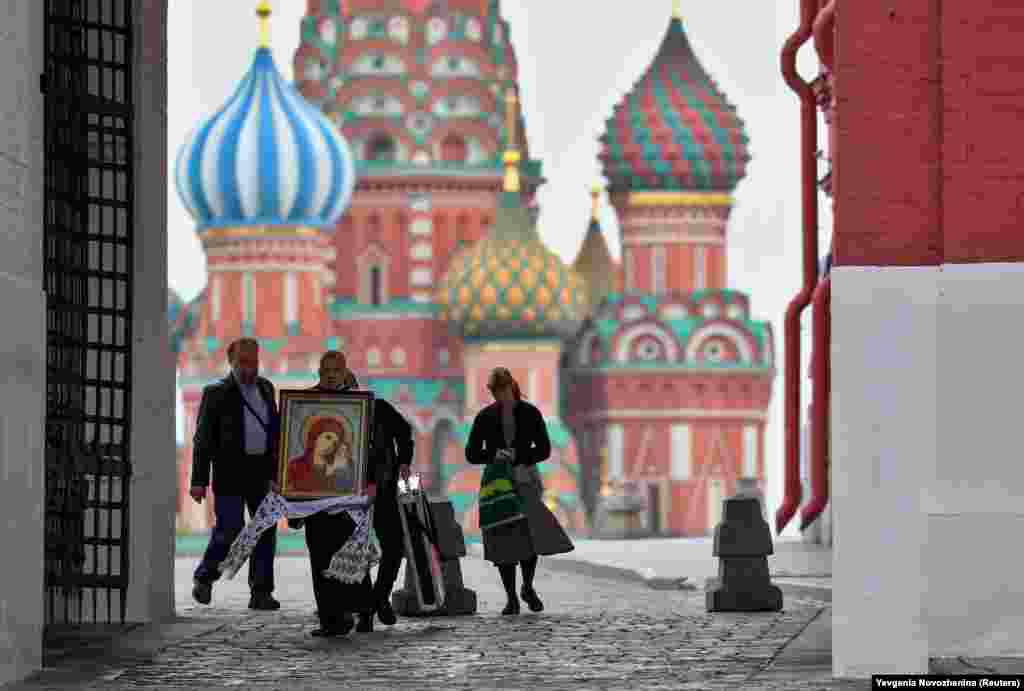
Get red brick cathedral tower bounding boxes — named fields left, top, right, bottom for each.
left=564, top=4, right=776, bottom=536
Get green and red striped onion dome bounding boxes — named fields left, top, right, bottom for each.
left=599, top=15, right=750, bottom=192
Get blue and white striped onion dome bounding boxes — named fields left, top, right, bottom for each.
left=175, top=47, right=356, bottom=231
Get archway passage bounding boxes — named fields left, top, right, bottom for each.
left=369, top=265, right=383, bottom=305
left=429, top=419, right=454, bottom=498
left=367, top=134, right=396, bottom=162
left=441, top=134, right=467, bottom=163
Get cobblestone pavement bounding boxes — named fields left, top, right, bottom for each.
left=17, top=555, right=870, bottom=691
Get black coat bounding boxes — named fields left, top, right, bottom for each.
left=465, top=400, right=551, bottom=467
left=369, top=397, right=415, bottom=500
left=191, top=375, right=280, bottom=495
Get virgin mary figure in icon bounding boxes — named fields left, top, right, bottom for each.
left=286, top=415, right=356, bottom=495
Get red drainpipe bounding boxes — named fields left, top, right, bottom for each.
left=776, top=0, right=820, bottom=535
left=801, top=276, right=831, bottom=530
left=800, top=0, right=837, bottom=533
left=813, top=0, right=837, bottom=71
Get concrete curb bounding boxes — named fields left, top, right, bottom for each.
left=469, top=544, right=833, bottom=600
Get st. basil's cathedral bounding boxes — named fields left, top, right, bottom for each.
left=168, top=0, right=775, bottom=539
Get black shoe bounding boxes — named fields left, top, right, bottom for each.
left=356, top=614, right=373, bottom=633
left=520, top=586, right=544, bottom=613
left=501, top=600, right=520, bottom=616
left=312, top=613, right=354, bottom=637
left=248, top=593, right=281, bottom=611
left=376, top=601, right=397, bottom=626
left=192, top=580, right=212, bottom=605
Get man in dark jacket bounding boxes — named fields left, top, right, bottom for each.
left=190, top=337, right=281, bottom=611
left=359, top=369, right=415, bottom=632
left=295, top=350, right=414, bottom=635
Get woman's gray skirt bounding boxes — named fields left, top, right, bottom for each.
left=482, top=465, right=574, bottom=565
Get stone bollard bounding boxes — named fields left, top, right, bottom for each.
left=705, top=494, right=783, bottom=612
left=392, top=499, right=477, bottom=616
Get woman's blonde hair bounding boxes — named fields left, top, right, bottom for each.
left=487, top=367, right=522, bottom=400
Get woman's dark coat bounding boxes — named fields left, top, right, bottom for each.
left=466, top=400, right=574, bottom=563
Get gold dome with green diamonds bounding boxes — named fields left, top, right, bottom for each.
left=436, top=209, right=589, bottom=339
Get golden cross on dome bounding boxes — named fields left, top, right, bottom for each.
left=591, top=183, right=602, bottom=221
left=257, top=1, right=272, bottom=48
left=673, top=0, right=682, bottom=19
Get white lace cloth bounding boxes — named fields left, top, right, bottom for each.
left=220, top=493, right=380, bottom=583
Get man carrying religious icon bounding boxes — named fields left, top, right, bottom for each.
left=189, top=337, right=281, bottom=611
left=295, top=351, right=414, bottom=636
left=293, top=351, right=376, bottom=637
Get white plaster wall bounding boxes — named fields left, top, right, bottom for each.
left=923, top=263, right=1024, bottom=656
left=0, top=0, right=46, bottom=683
left=126, top=0, right=176, bottom=624
left=830, top=266, right=933, bottom=678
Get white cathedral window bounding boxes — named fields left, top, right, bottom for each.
left=430, top=55, right=480, bottom=78
left=607, top=425, right=624, bottom=481
left=350, top=17, right=368, bottom=40
left=694, top=245, right=707, bottom=290
left=320, top=19, right=336, bottom=44
left=211, top=275, right=221, bottom=321
left=352, top=52, right=406, bottom=76
left=284, top=272, right=298, bottom=326
left=304, top=60, right=323, bottom=82
left=652, top=245, right=666, bottom=294
left=410, top=268, right=433, bottom=287
left=621, top=304, right=646, bottom=322
left=411, top=242, right=432, bottom=260
left=743, top=424, right=759, bottom=478
left=242, top=272, right=255, bottom=325
left=671, top=424, right=692, bottom=481
left=390, top=347, right=406, bottom=366
left=352, top=95, right=403, bottom=116
left=388, top=16, right=410, bottom=43
left=427, top=17, right=446, bottom=45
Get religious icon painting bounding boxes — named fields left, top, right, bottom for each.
left=277, top=389, right=376, bottom=500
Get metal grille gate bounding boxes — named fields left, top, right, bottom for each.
left=42, top=0, right=134, bottom=626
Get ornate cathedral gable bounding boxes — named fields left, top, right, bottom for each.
left=563, top=289, right=772, bottom=370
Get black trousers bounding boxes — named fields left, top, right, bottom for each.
left=369, top=491, right=405, bottom=605
left=304, top=511, right=372, bottom=629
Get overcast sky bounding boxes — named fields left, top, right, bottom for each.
left=168, top=1, right=832, bottom=537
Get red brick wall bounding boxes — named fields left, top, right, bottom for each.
left=256, top=272, right=284, bottom=339
left=833, top=0, right=943, bottom=266
left=942, top=2, right=1024, bottom=263
left=298, top=272, right=325, bottom=337
left=707, top=246, right=726, bottom=289
left=834, top=0, right=1024, bottom=266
